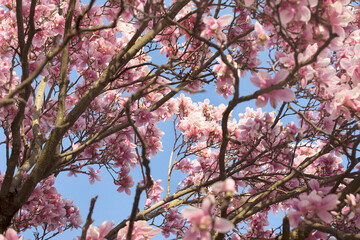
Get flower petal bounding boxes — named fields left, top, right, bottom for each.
left=273, top=69, right=289, bottom=84
left=218, top=15, right=233, bottom=27
left=214, top=217, right=234, bottom=233
left=202, top=195, right=215, bottom=213
left=298, top=6, right=311, bottom=22
left=279, top=6, right=295, bottom=25
left=269, top=94, right=279, bottom=108
left=250, top=71, right=270, bottom=88
left=244, top=0, right=254, bottom=7
left=255, top=95, right=268, bottom=107
left=321, top=194, right=338, bottom=210
left=278, top=88, right=295, bottom=102
left=182, top=207, right=203, bottom=219
left=317, top=210, right=333, bottom=223
left=5, top=229, right=19, bottom=240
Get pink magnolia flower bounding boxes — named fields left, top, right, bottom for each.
left=278, top=3, right=295, bottom=25
left=340, top=44, right=360, bottom=85
left=231, top=233, right=241, bottom=240
left=161, top=208, right=184, bottom=238
left=201, top=15, right=232, bottom=45
left=328, top=88, right=360, bottom=120
left=288, top=180, right=339, bottom=227
left=0, top=229, right=23, bottom=240
left=10, top=175, right=83, bottom=232
left=143, top=179, right=164, bottom=206
left=278, top=0, right=317, bottom=24
left=116, top=174, right=135, bottom=195
left=213, top=56, right=238, bottom=99
left=346, top=194, right=357, bottom=207
left=116, top=221, right=161, bottom=240
left=250, top=69, right=295, bottom=108
left=254, top=22, right=269, bottom=46
left=211, top=178, right=236, bottom=194
left=67, top=166, right=79, bottom=178
left=85, top=221, right=113, bottom=240
left=340, top=194, right=360, bottom=229
left=134, top=109, right=155, bottom=127
left=181, top=196, right=234, bottom=240
left=87, top=166, right=102, bottom=185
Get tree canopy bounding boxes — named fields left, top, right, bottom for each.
left=0, top=0, right=360, bottom=239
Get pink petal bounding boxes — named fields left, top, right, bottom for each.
left=254, top=22, right=265, bottom=36
left=145, top=198, right=152, bottom=206
left=269, top=94, right=280, bottom=108
left=218, top=15, right=233, bottom=27
left=181, top=207, right=204, bottom=219
left=298, top=6, right=311, bottom=22
left=250, top=71, right=270, bottom=88
left=250, top=76, right=262, bottom=88
left=231, top=233, right=241, bottom=240
left=211, top=181, right=225, bottom=194
left=183, top=229, right=199, bottom=240
left=244, top=0, right=254, bottom=6
left=347, top=194, right=357, bottom=206
left=308, top=179, right=320, bottom=191
left=308, top=190, right=322, bottom=203
left=215, top=32, right=227, bottom=44
left=273, top=69, right=289, bottom=84
left=255, top=95, right=268, bottom=107
left=308, top=0, right=318, bottom=7
left=125, top=188, right=131, bottom=195
left=269, top=88, right=294, bottom=108
left=89, top=177, right=95, bottom=185
left=321, top=194, right=338, bottom=210
left=340, top=58, right=354, bottom=74
left=355, top=217, right=360, bottom=229
left=210, top=23, right=219, bottom=30
left=200, top=231, right=211, bottom=240
left=98, top=221, right=113, bottom=237
left=5, top=229, right=19, bottom=240
left=202, top=195, right=215, bottom=213
left=342, top=206, right=350, bottom=215
left=278, top=88, right=295, bottom=102
left=317, top=210, right=333, bottom=223
left=214, top=217, right=234, bottom=233
left=279, top=6, right=295, bottom=25
left=258, top=71, right=271, bottom=82
left=224, top=178, right=236, bottom=192
left=203, top=16, right=212, bottom=25
left=355, top=44, right=360, bottom=56
left=95, top=175, right=103, bottom=182
left=211, top=178, right=236, bottom=194
left=287, top=211, right=303, bottom=228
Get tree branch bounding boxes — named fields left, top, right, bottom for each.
left=80, top=196, right=99, bottom=240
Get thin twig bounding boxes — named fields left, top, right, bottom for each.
left=80, top=196, right=99, bottom=240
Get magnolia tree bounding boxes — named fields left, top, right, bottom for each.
left=0, top=0, right=360, bottom=239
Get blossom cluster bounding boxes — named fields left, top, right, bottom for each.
left=287, top=180, right=339, bottom=228
left=181, top=179, right=235, bottom=239
left=0, top=174, right=82, bottom=233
